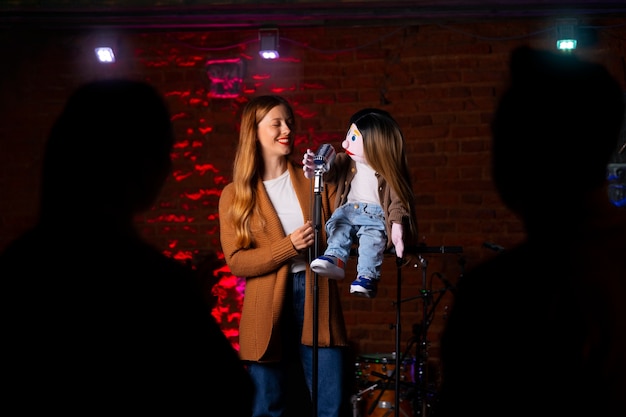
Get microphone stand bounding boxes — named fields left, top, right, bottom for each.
left=399, top=253, right=463, bottom=417
left=365, top=254, right=414, bottom=417
left=311, top=164, right=326, bottom=417
left=394, top=256, right=403, bottom=417
left=415, top=255, right=431, bottom=417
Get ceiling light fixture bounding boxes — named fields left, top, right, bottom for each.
left=94, top=46, right=115, bottom=63
left=259, top=28, right=279, bottom=60
left=556, top=19, right=578, bottom=51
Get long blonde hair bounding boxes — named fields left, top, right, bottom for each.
left=351, top=109, right=419, bottom=239
left=228, top=95, right=295, bottom=249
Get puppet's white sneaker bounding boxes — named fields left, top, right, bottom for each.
left=310, top=255, right=345, bottom=280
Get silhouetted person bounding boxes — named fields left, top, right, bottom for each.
left=0, top=79, right=254, bottom=415
left=436, top=46, right=626, bottom=417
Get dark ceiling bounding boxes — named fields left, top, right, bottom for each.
left=1, top=1, right=626, bottom=30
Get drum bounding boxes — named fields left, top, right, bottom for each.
left=355, top=353, right=414, bottom=417
left=361, top=388, right=413, bottom=417
left=356, top=352, right=414, bottom=387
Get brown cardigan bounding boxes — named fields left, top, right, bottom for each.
left=219, top=162, right=349, bottom=362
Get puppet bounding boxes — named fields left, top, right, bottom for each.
left=303, top=108, right=418, bottom=298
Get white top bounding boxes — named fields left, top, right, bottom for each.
left=347, top=161, right=380, bottom=205
left=263, top=169, right=307, bottom=273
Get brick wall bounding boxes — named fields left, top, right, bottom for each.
left=1, top=16, right=625, bottom=372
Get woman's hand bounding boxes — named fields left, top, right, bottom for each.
left=302, top=149, right=315, bottom=179
left=290, top=220, right=314, bottom=252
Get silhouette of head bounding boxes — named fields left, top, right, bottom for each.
left=491, top=46, right=625, bottom=217
left=39, top=80, right=174, bottom=224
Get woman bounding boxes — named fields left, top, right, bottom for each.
left=218, top=95, right=349, bottom=417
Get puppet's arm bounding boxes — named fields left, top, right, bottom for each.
left=391, top=222, right=404, bottom=258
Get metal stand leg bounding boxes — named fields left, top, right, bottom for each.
left=386, top=246, right=464, bottom=417
left=395, top=256, right=402, bottom=417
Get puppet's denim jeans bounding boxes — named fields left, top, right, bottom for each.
left=324, top=202, right=387, bottom=280
left=248, top=271, right=344, bottom=417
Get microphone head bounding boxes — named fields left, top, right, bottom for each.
left=314, top=143, right=336, bottom=165
left=314, top=143, right=336, bottom=173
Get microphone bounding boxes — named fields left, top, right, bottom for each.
left=313, top=143, right=336, bottom=173
left=483, top=241, right=505, bottom=252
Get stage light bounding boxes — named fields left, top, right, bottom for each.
left=95, top=47, right=115, bottom=63
left=556, top=19, right=578, bottom=51
left=259, top=28, right=279, bottom=60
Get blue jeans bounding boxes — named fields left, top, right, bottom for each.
left=324, top=202, right=387, bottom=280
left=248, top=271, right=345, bottom=417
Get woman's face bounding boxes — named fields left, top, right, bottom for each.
left=256, top=104, right=294, bottom=158
left=342, top=123, right=366, bottom=164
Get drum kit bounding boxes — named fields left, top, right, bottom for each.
left=350, top=245, right=465, bottom=417
left=352, top=352, right=416, bottom=417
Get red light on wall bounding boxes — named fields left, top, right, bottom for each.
left=205, top=58, right=244, bottom=99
